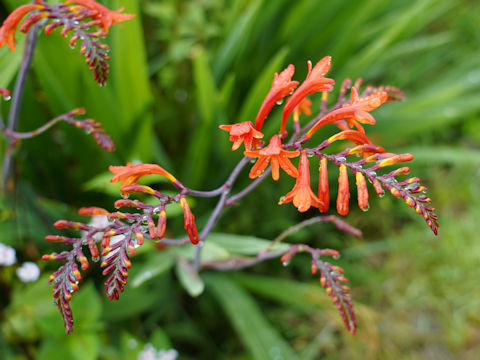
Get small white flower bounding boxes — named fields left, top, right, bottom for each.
left=16, top=261, right=40, bottom=282
left=137, top=344, right=178, bottom=360
left=137, top=344, right=157, bottom=360
left=157, top=349, right=178, bottom=360
left=0, top=242, right=16, bottom=266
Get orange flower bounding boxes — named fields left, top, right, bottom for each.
left=278, top=151, right=322, bottom=212
left=318, top=157, right=329, bottom=212
left=244, top=134, right=299, bottom=181
left=109, top=163, right=177, bottom=194
left=337, top=165, right=350, bottom=216
left=327, top=130, right=372, bottom=146
left=179, top=197, right=199, bottom=245
left=65, top=0, right=136, bottom=32
left=0, top=4, right=44, bottom=51
left=157, top=206, right=167, bottom=240
left=293, top=97, right=312, bottom=123
left=305, top=87, right=388, bottom=139
left=254, top=64, right=299, bottom=131
left=281, top=57, right=335, bottom=135
left=355, top=172, right=369, bottom=211
left=219, top=121, right=264, bottom=151
left=78, top=206, right=109, bottom=216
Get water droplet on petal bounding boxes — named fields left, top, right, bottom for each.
left=333, top=254, right=340, bottom=260
left=4, top=96, right=11, bottom=101
left=282, top=261, right=289, bottom=267
left=276, top=100, right=283, bottom=106
left=378, top=192, right=385, bottom=198
left=92, top=256, right=100, bottom=262
left=361, top=203, right=370, bottom=212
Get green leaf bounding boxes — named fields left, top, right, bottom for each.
left=207, top=232, right=289, bottom=255
left=131, top=250, right=175, bottom=288
left=102, top=276, right=168, bottom=321
left=0, top=38, right=24, bottom=88
left=120, top=332, right=145, bottom=360
left=213, top=0, right=265, bottom=80
left=175, top=257, right=205, bottom=297
left=110, top=0, right=154, bottom=162
left=83, top=171, right=120, bottom=196
left=37, top=339, right=73, bottom=360
left=192, top=47, right=217, bottom=125
left=184, top=48, right=219, bottom=187
left=173, top=240, right=231, bottom=262
left=230, top=273, right=331, bottom=311
left=149, top=328, right=172, bottom=350
left=399, top=146, right=480, bottom=165
left=70, top=282, right=103, bottom=331
left=206, top=273, right=298, bottom=360
left=67, top=333, right=101, bottom=360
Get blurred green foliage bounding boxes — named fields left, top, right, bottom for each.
left=1, top=0, right=480, bottom=359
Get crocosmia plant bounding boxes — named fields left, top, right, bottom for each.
left=0, top=1, right=438, bottom=339
left=43, top=56, right=437, bottom=335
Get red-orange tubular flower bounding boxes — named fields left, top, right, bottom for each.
left=279, top=151, right=322, bottom=212
left=179, top=197, right=199, bottom=245
left=356, top=172, right=369, bottom=211
left=244, top=134, right=299, bottom=181
left=318, top=157, right=329, bottom=212
left=0, top=4, right=44, bottom=51
left=219, top=121, right=264, bottom=151
left=64, top=0, right=136, bottom=32
left=254, top=64, right=299, bottom=131
left=78, top=206, right=109, bottom=216
left=337, top=165, right=350, bottom=216
left=281, top=57, right=335, bottom=135
left=306, top=87, right=388, bottom=139
left=109, top=163, right=177, bottom=194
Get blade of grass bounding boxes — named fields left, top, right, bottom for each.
left=206, top=273, right=298, bottom=360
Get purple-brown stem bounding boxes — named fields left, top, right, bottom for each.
left=192, top=156, right=251, bottom=269
left=266, top=215, right=362, bottom=252
left=2, top=25, right=39, bottom=192
left=3, top=113, right=71, bottom=139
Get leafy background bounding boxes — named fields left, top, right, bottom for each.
left=1, top=0, right=480, bottom=359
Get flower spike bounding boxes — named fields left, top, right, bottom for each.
left=219, top=121, right=264, bottom=151
left=279, top=151, right=322, bottom=212
left=281, top=57, right=335, bottom=135
left=244, top=135, right=299, bottom=180
left=254, top=64, right=299, bottom=131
